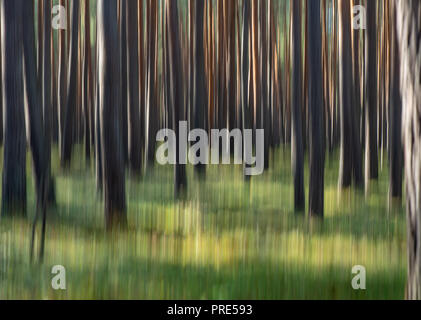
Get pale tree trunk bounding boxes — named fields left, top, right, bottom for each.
left=396, top=0, right=421, bottom=300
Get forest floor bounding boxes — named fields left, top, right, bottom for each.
left=0, top=145, right=406, bottom=299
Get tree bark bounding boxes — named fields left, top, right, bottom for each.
left=396, top=0, right=421, bottom=299
left=61, top=0, right=80, bottom=167
left=291, top=0, right=305, bottom=211
left=365, top=0, right=379, bottom=189
left=166, top=0, right=187, bottom=198
left=97, top=0, right=127, bottom=230
left=127, top=0, right=142, bottom=175
left=1, top=0, right=26, bottom=217
left=308, top=0, right=325, bottom=217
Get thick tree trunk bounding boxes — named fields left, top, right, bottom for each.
left=23, top=0, right=48, bottom=209
left=338, top=0, right=362, bottom=189
left=97, top=0, right=127, bottom=230
left=291, top=0, right=305, bottom=211
left=308, top=0, right=325, bottom=218
left=1, top=0, right=26, bottom=217
left=61, top=0, right=80, bottom=167
left=396, top=0, right=421, bottom=299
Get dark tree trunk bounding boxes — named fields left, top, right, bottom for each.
left=389, top=2, right=402, bottom=201
left=1, top=0, right=26, bottom=217
left=61, top=0, right=80, bottom=167
left=166, top=0, right=187, bottom=198
left=396, top=0, right=421, bottom=299
left=307, top=0, right=325, bottom=218
left=83, top=0, right=92, bottom=160
left=23, top=0, right=48, bottom=208
left=42, top=0, right=56, bottom=205
left=338, top=0, right=362, bottom=189
left=193, top=0, right=207, bottom=175
left=58, top=0, right=67, bottom=156
left=97, top=0, right=127, bottom=230
left=364, top=0, right=379, bottom=188
left=291, top=0, right=305, bottom=211
left=127, top=0, right=142, bottom=175
left=241, top=0, right=251, bottom=180
left=146, top=0, right=158, bottom=166
left=119, top=0, right=128, bottom=165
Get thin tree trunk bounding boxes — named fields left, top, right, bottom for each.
left=291, top=0, right=305, bottom=211
left=61, top=0, right=80, bottom=167
left=127, top=0, right=142, bottom=174
left=365, top=0, right=379, bottom=190
left=308, top=0, right=325, bottom=217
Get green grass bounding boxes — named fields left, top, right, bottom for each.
left=0, top=145, right=406, bottom=299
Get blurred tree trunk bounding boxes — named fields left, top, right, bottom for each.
left=166, top=0, right=187, bottom=198
left=338, top=0, right=362, bottom=189
left=193, top=0, right=207, bottom=175
left=58, top=0, right=67, bottom=156
left=389, top=0, right=402, bottom=202
left=308, top=0, right=325, bottom=217
left=365, top=0, right=379, bottom=190
left=43, top=0, right=56, bottom=205
left=23, top=0, right=47, bottom=208
left=83, top=0, right=93, bottom=160
left=0, top=15, right=3, bottom=146
left=127, top=0, right=142, bottom=175
left=1, top=0, right=26, bottom=217
left=396, top=0, right=421, bottom=299
left=97, top=0, right=127, bottom=230
left=119, top=0, right=128, bottom=165
left=241, top=0, right=251, bottom=180
left=291, top=0, right=305, bottom=211
left=146, top=0, right=158, bottom=166
left=61, top=0, right=80, bottom=167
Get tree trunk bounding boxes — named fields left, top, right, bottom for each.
left=58, top=0, right=67, bottom=156
left=166, top=0, right=187, bottom=198
left=127, top=0, right=142, bottom=175
left=193, top=0, right=208, bottom=175
left=365, top=0, right=379, bottom=189
left=308, top=0, right=325, bottom=217
left=291, top=0, right=305, bottom=211
left=1, top=0, right=26, bottom=217
left=61, top=0, right=80, bottom=167
left=97, top=0, right=127, bottom=230
left=146, top=0, right=158, bottom=166
left=395, top=0, right=421, bottom=299
left=389, top=0, right=402, bottom=201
